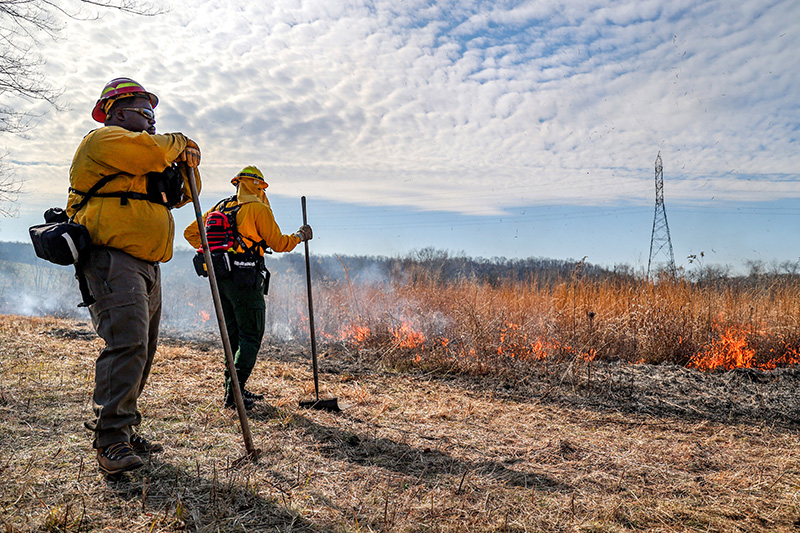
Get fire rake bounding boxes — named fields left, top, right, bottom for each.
left=298, top=196, right=341, bottom=413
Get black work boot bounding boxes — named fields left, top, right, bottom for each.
left=224, top=391, right=254, bottom=411
left=242, top=388, right=264, bottom=401
left=130, top=433, right=163, bottom=455
left=97, top=442, right=144, bottom=475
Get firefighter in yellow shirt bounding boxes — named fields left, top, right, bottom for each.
left=70, top=78, right=201, bottom=476
left=184, top=166, right=311, bottom=411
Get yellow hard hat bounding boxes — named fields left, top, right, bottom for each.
left=231, top=166, right=267, bottom=188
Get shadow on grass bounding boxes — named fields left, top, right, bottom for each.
left=100, top=455, right=318, bottom=532
left=251, top=404, right=570, bottom=494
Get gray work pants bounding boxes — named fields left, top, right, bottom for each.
left=82, top=247, right=161, bottom=448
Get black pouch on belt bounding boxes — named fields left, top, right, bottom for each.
left=193, top=251, right=233, bottom=279
left=29, top=216, right=91, bottom=266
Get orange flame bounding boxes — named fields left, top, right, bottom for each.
left=496, top=322, right=596, bottom=362
left=330, top=317, right=793, bottom=373
left=199, top=310, right=210, bottom=322
left=766, top=346, right=800, bottom=370
left=341, top=323, right=371, bottom=344
left=335, top=320, right=425, bottom=350
left=687, top=322, right=800, bottom=371
left=690, top=323, right=755, bottom=371
left=391, top=322, right=425, bottom=349
left=497, top=322, right=548, bottom=361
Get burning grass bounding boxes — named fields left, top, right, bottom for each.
left=310, top=270, right=800, bottom=376
left=2, top=314, right=800, bottom=531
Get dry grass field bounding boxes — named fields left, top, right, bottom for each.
left=2, top=311, right=800, bottom=532
left=309, top=268, right=800, bottom=372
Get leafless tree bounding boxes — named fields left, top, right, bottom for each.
left=0, top=0, right=161, bottom=213
left=0, top=157, right=20, bottom=216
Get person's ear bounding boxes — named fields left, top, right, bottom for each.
left=104, top=108, right=120, bottom=125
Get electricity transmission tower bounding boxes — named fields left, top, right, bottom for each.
left=646, top=152, right=676, bottom=278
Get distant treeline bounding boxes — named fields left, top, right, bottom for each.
left=2, top=240, right=800, bottom=341
left=299, top=247, right=629, bottom=288
left=261, top=245, right=800, bottom=289
left=0, top=240, right=40, bottom=265
left=0, top=240, right=621, bottom=284
left=3, top=241, right=800, bottom=291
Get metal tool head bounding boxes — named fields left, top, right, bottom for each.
left=299, top=397, right=341, bottom=412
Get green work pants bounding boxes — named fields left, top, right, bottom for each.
left=217, top=274, right=266, bottom=395
left=82, top=247, right=161, bottom=449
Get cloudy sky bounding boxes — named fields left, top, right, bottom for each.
left=1, top=0, right=798, bottom=271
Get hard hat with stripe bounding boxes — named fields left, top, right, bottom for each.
left=231, top=166, right=268, bottom=188
left=91, top=77, right=159, bottom=123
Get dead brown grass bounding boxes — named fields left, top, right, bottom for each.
left=2, top=314, right=800, bottom=532
left=310, top=274, right=800, bottom=374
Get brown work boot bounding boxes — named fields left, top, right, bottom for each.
left=97, top=442, right=143, bottom=475
left=130, top=433, right=163, bottom=455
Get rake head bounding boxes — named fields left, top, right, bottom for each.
left=299, top=397, right=341, bottom=412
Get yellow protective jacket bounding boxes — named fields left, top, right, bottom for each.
left=184, top=177, right=300, bottom=255
left=67, top=126, right=201, bottom=263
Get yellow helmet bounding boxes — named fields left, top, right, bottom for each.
left=231, top=166, right=267, bottom=188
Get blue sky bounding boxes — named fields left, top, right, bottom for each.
left=1, top=0, right=798, bottom=272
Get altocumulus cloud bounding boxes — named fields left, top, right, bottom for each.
left=4, top=0, right=800, bottom=217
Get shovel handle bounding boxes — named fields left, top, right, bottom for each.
left=301, top=196, right=320, bottom=400
left=188, top=168, right=256, bottom=457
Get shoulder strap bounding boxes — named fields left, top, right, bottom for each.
left=210, top=195, right=238, bottom=213
left=217, top=197, right=268, bottom=255
left=69, top=172, right=127, bottom=216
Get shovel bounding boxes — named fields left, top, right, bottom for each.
left=298, top=196, right=341, bottom=413
left=187, top=167, right=261, bottom=465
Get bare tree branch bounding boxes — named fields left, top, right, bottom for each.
left=0, top=0, right=163, bottom=215
left=0, top=153, right=20, bottom=217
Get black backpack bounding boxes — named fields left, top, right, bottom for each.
left=29, top=208, right=91, bottom=266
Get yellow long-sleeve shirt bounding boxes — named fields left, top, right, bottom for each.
left=184, top=179, right=300, bottom=255
left=68, top=126, right=201, bottom=262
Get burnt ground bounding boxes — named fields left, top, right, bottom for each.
left=160, top=325, right=800, bottom=429
left=561, top=360, right=800, bottom=426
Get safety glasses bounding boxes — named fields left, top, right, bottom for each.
left=119, top=107, right=155, bottom=120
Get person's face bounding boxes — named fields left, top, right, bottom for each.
left=111, top=96, right=156, bottom=134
